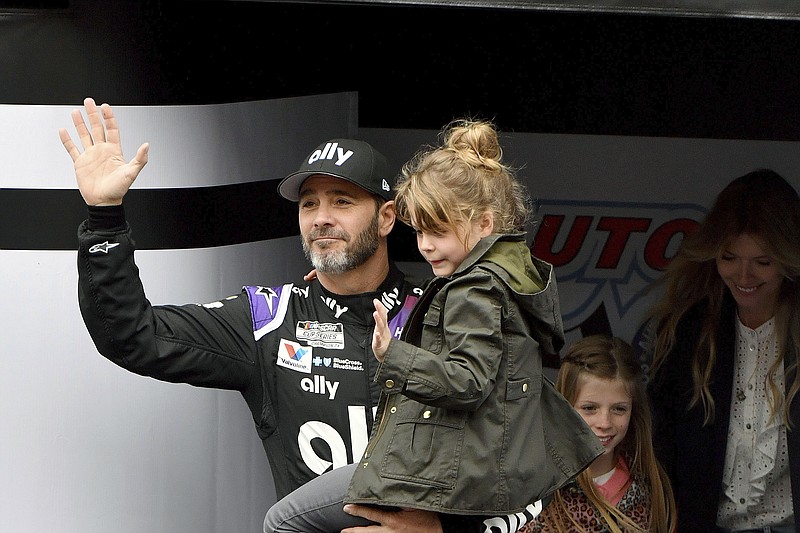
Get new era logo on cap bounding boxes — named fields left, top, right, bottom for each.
left=278, top=138, right=394, bottom=202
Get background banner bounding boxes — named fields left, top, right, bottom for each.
left=363, top=127, right=800, bottom=356
left=3, top=93, right=800, bottom=532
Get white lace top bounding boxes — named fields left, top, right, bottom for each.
left=717, top=317, right=793, bottom=529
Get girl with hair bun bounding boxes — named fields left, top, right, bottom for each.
left=263, top=119, right=603, bottom=533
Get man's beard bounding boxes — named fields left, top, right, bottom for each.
left=302, top=212, right=380, bottom=274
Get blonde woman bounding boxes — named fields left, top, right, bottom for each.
left=646, top=169, right=800, bottom=532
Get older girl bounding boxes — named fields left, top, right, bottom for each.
left=521, top=335, right=676, bottom=532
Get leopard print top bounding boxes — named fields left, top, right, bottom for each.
left=518, top=472, right=650, bottom=532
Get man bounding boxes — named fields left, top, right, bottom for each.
left=60, top=97, right=460, bottom=532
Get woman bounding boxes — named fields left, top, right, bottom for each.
left=645, top=169, right=800, bottom=532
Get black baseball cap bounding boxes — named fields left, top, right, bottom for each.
left=278, top=139, right=394, bottom=202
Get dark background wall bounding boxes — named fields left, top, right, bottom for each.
left=3, top=0, right=800, bottom=140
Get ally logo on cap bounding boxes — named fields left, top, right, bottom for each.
left=307, top=142, right=354, bottom=167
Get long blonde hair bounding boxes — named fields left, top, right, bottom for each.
left=394, top=118, right=531, bottom=246
left=647, top=169, right=800, bottom=426
left=539, top=335, right=677, bottom=533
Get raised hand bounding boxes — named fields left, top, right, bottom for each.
left=59, top=97, right=149, bottom=206
left=371, top=298, right=391, bottom=362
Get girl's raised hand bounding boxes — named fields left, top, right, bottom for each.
left=371, top=298, right=391, bottom=362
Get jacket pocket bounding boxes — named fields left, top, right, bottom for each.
left=379, top=404, right=466, bottom=489
left=419, top=303, right=443, bottom=353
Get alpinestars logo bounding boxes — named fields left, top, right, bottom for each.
left=88, top=241, right=120, bottom=254
left=307, top=142, right=353, bottom=166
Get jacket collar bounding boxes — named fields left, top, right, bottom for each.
left=452, top=232, right=527, bottom=276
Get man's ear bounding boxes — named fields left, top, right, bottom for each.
left=378, top=200, right=396, bottom=237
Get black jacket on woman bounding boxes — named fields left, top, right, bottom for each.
left=647, top=292, right=800, bottom=532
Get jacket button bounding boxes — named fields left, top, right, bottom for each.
left=390, top=407, right=397, bottom=413
left=423, top=410, right=431, bottom=418
left=522, top=383, right=528, bottom=392
left=385, top=379, right=395, bottom=388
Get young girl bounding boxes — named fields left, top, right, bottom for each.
left=263, top=119, right=603, bottom=532
left=519, top=335, right=677, bottom=533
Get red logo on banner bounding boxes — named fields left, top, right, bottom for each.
left=529, top=199, right=704, bottom=346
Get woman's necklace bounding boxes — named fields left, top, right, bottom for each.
left=736, top=385, right=747, bottom=402
left=735, top=321, right=761, bottom=402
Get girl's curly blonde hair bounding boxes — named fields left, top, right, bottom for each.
left=394, top=118, right=532, bottom=248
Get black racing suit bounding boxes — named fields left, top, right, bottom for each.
left=76, top=205, right=539, bottom=532
left=77, top=205, right=423, bottom=500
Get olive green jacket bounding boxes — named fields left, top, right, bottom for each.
left=345, top=233, right=604, bottom=515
